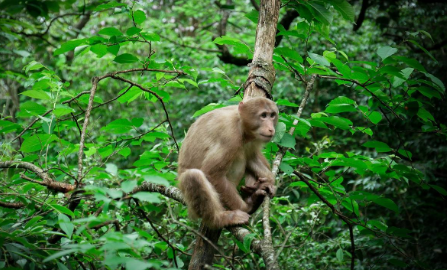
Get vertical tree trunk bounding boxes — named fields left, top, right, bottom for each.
left=188, top=1, right=280, bottom=269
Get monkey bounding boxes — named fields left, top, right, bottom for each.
left=177, top=97, right=278, bottom=228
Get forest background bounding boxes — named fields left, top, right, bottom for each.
left=0, top=0, right=446, bottom=269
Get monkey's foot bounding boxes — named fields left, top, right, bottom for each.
left=220, top=210, right=250, bottom=227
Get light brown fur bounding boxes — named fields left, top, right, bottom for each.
left=178, top=97, right=278, bottom=228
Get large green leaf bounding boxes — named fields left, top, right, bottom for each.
left=275, top=47, right=303, bottom=63
left=113, top=53, right=139, bottom=63
left=98, top=27, right=123, bottom=36
left=308, top=52, right=330, bottom=67
left=319, top=116, right=352, bottom=130
left=307, top=2, right=333, bottom=25
left=133, top=10, right=146, bottom=24
left=377, top=46, right=398, bottom=61
left=21, top=90, right=51, bottom=100
left=372, top=198, right=399, bottom=213
left=54, top=39, right=86, bottom=56
left=362, top=140, right=392, bottom=152
left=328, top=0, right=355, bottom=21
left=20, top=134, right=58, bottom=153
left=101, top=119, right=134, bottom=134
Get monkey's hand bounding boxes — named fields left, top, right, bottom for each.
left=246, top=189, right=267, bottom=214
left=258, top=177, right=276, bottom=198
left=240, top=184, right=257, bottom=197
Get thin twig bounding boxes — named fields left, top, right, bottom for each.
left=134, top=200, right=178, bottom=268
left=294, top=171, right=355, bottom=270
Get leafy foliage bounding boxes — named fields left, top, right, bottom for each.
left=0, top=0, right=446, bottom=269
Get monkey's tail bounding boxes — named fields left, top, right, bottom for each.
left=178, top=169, right=226, bottom=226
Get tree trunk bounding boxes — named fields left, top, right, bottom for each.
left=188, top=1, right=280, bottom=269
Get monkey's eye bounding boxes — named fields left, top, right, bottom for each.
left=261, top=112, right=267, bottom=118
left=271, top=112, right=276, bottom=118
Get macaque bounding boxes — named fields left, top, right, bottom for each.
left=178, top=97, right=278, bottom=228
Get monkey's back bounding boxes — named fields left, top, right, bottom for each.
left=178, top=105, right=243, bottom=175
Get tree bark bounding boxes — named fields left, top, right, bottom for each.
left=244, top=0, right=280, bottom=100
left=188, top=1, right=280, bottom=269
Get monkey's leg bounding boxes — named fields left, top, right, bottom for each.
left=178, top=169, right=250, bottom=228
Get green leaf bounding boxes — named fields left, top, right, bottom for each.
left=417, top=108, right=435, bottom=122
left=141, top=32, right=161, bottom=41
left=320, top=116, right=352, bottom=130
left=90, top=44, right=108, bottom=58
left=21, top=90, right=51, bottom=100
left=213, top=36, right=250, bottom=54
left=331, top=58, right=351, bottom=78
left=52, top=204, right=75, bottom=217
left=113, top=53, right=139, bottom=64
left=118, top=147, right=131, bottom=157
left=377, top=46, right=398, bottom=61
left=276, top=99, right=299, bottom=107
left=424, top=73, right=445, bottom=92
left=121, top=180, right=137, bottom=193
left=325, top=96, right=356, bottom=113
left=132, top=192, right=161, bottom=203
left=372, top=198, right=399, bottom=213
left=142, top=132, right=170, bottom=142
left=243, top=234, right=256, bottom=253
left=278, top=133, right=296, bottom=149
left=107, top=44, right=120, bottom=56
left=98, top=27, right=122, bottom=36
left=362, top=140, right=392, bottom=152
left=393, top=56, right=426, bottom=72
left=275, top=47, right=303, bottom=63
left=43, top=249, right=78, bottom=262
left=133, top=10, right=146, bottom=24
left=101, top=119, right=134, bottom=134
left=307, top=2, right=333, bottom=25
left=57, top=262, right=69, bottom=270
left=398, top=149, right=412, bottom=159
left=272, top=122, right=286, bottom=142
left=24, top=61, right=46, bottom=73
left=368, top=111, right=382, bottom=124
left=20, top=134, right=58, bottom=153
left=328, top=0, right=355, bottom=21
left=418, top=86, right=441, bottom=99
left=54, top=39, right=86, bottom=56
left=430, top=185, right=447, bottom=196
left=53, top=104, right=75, bottom=117
left=308, top=52, right=330, bottom=67
left=58, top=214, right=74, bottom=239
left=126, top=26, right=142, bottom=36
left=94, top=2, right=127, bottom=11
left=336, top=248, right=344, bottom=262
left=408, top=40, right=437, bottom=62
left=279, top=162, right=294, bottom=174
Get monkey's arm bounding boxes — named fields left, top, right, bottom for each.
left=202, top=150, right=252, bottom=213
left=246, top=152, right=276, bottom=197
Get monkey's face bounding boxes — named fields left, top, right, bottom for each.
left=239, top=98, right=278, bottom=142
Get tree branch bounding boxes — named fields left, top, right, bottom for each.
left=0, top=161, right=75, bottom=193
left=353, top=0, right=369, bottom=32
left=293, top=171, right=355, bottom=270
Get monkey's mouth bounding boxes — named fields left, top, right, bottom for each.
left=261, top=134, right=273, bottom=140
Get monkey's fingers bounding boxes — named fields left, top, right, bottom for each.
left=258, top=177, right=269, bottom=183
left=260, top=184, right=276, bottom=198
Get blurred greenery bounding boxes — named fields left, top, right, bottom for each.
left=0, top=0, right=446, bottom=269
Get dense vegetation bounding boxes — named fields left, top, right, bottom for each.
left=0, top=0, right=446, bottom=269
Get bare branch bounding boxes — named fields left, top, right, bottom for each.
left=0, top=200, right=25, bottom=209
left=0, top=161, right=75, bottom=193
